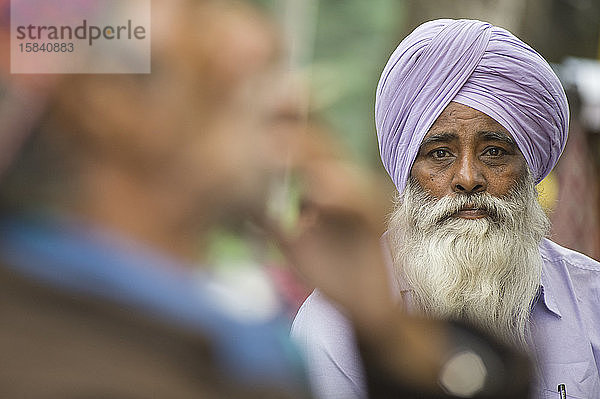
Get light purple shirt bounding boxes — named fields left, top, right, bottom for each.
left=291, top=238, right=600, bottom=399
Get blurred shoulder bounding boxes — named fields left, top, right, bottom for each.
left=291, top=290, right=354, bottom=344
left=291, top=290, right=367, bottom=398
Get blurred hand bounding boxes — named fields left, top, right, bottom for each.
left=279, top=157, right=395, bottom=327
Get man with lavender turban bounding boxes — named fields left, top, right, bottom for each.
left=376, top=19, right=569, bottom=194
left=292, top=19, right=600, bottom=399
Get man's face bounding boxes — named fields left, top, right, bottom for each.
left=410, top=101, right=528, bottom=208
left=51, top=1, right=286, bottom=225
left=389, top=101, right=550, bottom=346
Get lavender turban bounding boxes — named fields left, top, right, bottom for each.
left=375, top=19, right=569, bottom=193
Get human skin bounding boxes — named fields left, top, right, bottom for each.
left=34, top=0, right=283, bottom=262
left=411, top=101, right=528, bottom=219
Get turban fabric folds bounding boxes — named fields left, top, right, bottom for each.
left=375, top=19, right=569, bottom=193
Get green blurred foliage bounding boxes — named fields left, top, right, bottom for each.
left=310, top=0, right=404, bottom=166
left=251, top=0, right=405, bottom=167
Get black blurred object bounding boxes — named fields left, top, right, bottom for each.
left=359, top=320, right=531, bottom=399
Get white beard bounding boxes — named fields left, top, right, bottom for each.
left=387, top=174, right=550, bottom=348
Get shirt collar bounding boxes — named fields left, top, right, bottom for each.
left=538, top=264, right=562, bottom=318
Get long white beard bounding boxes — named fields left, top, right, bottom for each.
left=388, top=174, right=550, bottom=348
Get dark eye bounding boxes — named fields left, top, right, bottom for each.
left=484, top=147, right=505, bottom=157
left=430, top=149, right=451, bottom=159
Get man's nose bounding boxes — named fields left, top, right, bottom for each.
left=451, top=154, right=487, bottom=194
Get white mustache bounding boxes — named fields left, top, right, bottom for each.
left=403, top=179, right=529, bottom=231
left=425, top=194, right=512, bottom=224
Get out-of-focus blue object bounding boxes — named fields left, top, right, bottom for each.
left=0, top=213, right=307, bottom=391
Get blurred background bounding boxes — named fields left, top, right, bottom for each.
left=246, top=0, right=600, bottom=262
left=3, top=2, right=587, bottom=395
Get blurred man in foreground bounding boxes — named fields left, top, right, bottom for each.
left=293, top=19, right=600, bottom=399
left=0, top=1, right=309, bottom=397
left=1, top=3, right=532, bottom=398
